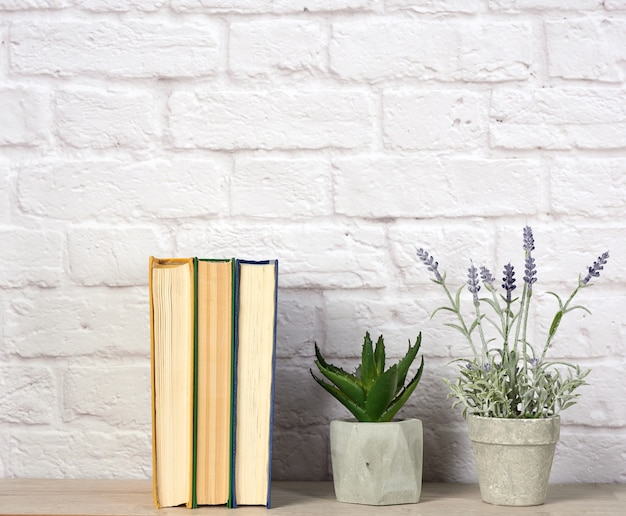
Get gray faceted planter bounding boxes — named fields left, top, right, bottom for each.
left=330, top=418, right=423, bottom=506
left=468, top=414, right=560, bottom=506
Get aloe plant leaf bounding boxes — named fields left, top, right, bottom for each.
left=315, top=343, right=364, bottom=384
left=379, top=358, right=424, bottom=422
left=313, top=359, right=366, bottom=406
left=396, top=333, right=421, bottom=391
left=374, top=334, right=385, bottom=376
left=364, top=365, right=398, bottom=421
left=360, top=331, right=376, bottom=387
left=310, top=370, right=369, bottom=421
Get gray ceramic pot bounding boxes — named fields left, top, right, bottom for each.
left=468, top=414, right=560, bottom=506
left=330, top=418, right=423, bottom=505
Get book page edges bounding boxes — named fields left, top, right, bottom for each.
left=149, top=257, right=195, bottom=509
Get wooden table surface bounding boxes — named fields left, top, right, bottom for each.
left=0, top=479, right=625, bottom=515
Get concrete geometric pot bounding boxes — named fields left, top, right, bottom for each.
left=467, top=414, right=560, bottom=506
left=330, top=418, right=423, bottom=505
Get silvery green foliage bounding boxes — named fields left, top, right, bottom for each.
left=417, top=227, right=609, bottom=419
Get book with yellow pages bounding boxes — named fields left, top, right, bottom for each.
left=193, top=258, right=235, bottom=507
left=149, top=257, right=195, bottom=509
left=231, top=259, right=278, bottom=508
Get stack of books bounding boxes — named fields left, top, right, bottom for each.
left=149, top=257, right=278, bottom=509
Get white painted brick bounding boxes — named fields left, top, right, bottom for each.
left=563, top=361, right=626, bottom=428
left=459, top=23, right=532, bottom=80
left=334, top=157, right=540, bottom=217
left=68, top=226, right=168, bottom=286
left=331, top=20, right=456, bottom=81
left=404, top=359, right=464, bottom=424
left=549, top=158, right=626, bottom=217
left=0, top=366, right=56, bottom=424
left=175, top=222, right=388, bottom=289
left=0, top=163, right=10, bottom=220
left=535, top=291, right=625, bottom=359
left=0, top=87, right=48, bottom=146
left=421, top=424, right=476, bottom=482
left=229, top=20, right=325, bottom=76
left=383, top=90, right=487, bottom=150
left=605, top=0, right=626, bottom=8
left=546, top=18, right=626, bottom=82
left=63, top=365, right=150, bottom=429
left=387, top=0, right=480, bottom=12
left=17, top=159, right=228, bottom=221
left=271, top=428, right=328, bottom=480
left=276, top=290, right=323, bottom=359
left=553, top=430, right=626, bottom=482
left=388, top=221, right=496, bottom=288
left=10, top=21, right=219, bottom=78
left=171, top=0, right=373, bottom=13
left=331, top=20, right=531, bottom=82
left=0, top=431, right=6, bottom=477
left=494, top=224, right=620, bottom=285
left=0, top=0, right=70, bottom=8
left=490, top=88, right=626, bottom=149
left=232, top=157, right=332, bottom=218
left=321, top=290, right=424, bottom=359
left=54, top=89, right=154, bottom=149
left=276, top=363, right=335, bottom=429
left=5, top=288, right=149, bottom=358
left=76, top=0, right=166, bottom=11
left=0, top=229, right=63, bottom=287
left=167, top=90, right=373, bottom=150
left=489, top=0, right=601, bottom=9
left=9, top=430, right=150, bottom=478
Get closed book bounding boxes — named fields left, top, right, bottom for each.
left=193, top=258, right=235, bottom=507
left=149, top=257, right=195, bottom=509
left=231, top=259, right=278, bottom=508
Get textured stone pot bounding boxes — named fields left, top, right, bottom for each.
left=330, top=418, right=423, bottom=505
left=468, top=414, right=560, bottom=506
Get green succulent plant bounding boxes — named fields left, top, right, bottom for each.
left=311, top=332, right=424, bottom=422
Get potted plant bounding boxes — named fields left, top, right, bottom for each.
left=416, top=226, right=609, bottom=506
left=311, top=331, right=424, bottom=505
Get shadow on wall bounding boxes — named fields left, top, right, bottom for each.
left=272, top=364, right=332, bottom=480
left=271, top=357, right=476, bottom=482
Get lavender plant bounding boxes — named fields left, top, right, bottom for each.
left=417, top=226, right=609, bottom=419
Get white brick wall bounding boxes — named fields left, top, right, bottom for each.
left=1, top=0, right=625, bottom=485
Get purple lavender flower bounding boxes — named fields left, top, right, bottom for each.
left=582, top=251, right=610, bottom=285
left=529, top=357, right=539, bottom=367
left=482, top=363, right=490, bottom=372
left=465, top=362, right=473, bottom=370
left=416, top=248, right=443, bottom=281
left=480, top=266, right=495, bottom=285
left=502, top=262, right=516, bottom=302
left=467, top=263, right=480, bottom=302
left=523, top=225, right=535, bottom=252
left=524, top=255, right=537, bottom=290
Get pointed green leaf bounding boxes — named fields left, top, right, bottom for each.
left=313, top=359, right=366, bottom=407
left=562, top=304, right=592, bottom=316
left=315, top=343, right=363, bottom=383
left=548, top=310, right=563, bottom=338
left=360, top=331, right=376, bottom=386
left=365, top=365, right=399, bottom=421
left=454, top=285, right=464, bottom=311
left=380, top=356, right=424, bottom=422
left=310, top=370, right=369, bottom=421
left=396, top=333, right=421, bottom=392
left=480, top=297, right=503, bottom=315
left=374, top=334, right=385, bottom=376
